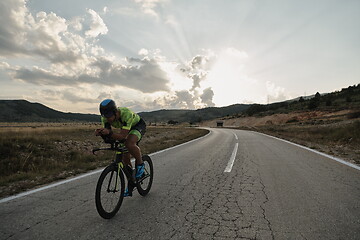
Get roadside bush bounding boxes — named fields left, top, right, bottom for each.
left=348, top=111, right=360, bottom=119
left=286, top=117, right=299, bottom=124
left=326, top=99, right=332, bottom=106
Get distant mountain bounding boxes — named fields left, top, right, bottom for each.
left=0, top=100, right=250, bottom=123
left=138, top=104, right=250, bottom=123
left=0, top=100, right=99, bottom=122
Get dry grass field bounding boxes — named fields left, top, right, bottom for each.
left=0, top=123, right=208, bottom=198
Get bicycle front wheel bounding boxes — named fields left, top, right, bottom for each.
left=136, top=155, right=154, bottom=196
left=95, top=165, right=125, bottom=219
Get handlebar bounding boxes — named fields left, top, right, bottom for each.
left=92, top=140, right=128, bottom=155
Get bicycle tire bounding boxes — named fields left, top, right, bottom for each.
left=136, top=155, right=154, bottom=196
left=95, top=165, right=125, bottom=219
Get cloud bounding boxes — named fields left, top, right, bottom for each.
left=85, top=9, right=108, bottom=38
left=0, top=0, right=108, bottom=64
left=190, top=74, right=202, bottom=91
left=37, top=88, right=115, bottom=110
left=68, top=17, right=83, bottom=31
left=174, top=90, right=196, bottom=109
left=114, top=0, right=168, bottom=21
left=151, top=86, right=215, bottom=110
left=171, top=52, right=216, bottom=108
left=178, top=53, right=215, bottom=92
left=200, top=88, right=215, bottom=107
left=133, top=0, right=166, bottom=19
left=103, top=7, right=108, bottom=14
left=138, top=48, right=149, bottom=56
left=0, top=0, right=170, bottom=94
left=0, top=62, right=10, bottom=69
left=105, top=57, right=170, bottom=93
left=266, top=81, right=290, bottom=103
left=10, top=66, right=75, bottom=85
left=191, top=56, right=205, bottom=69
left=5, top=56, right=170, bottom=93
left=62, top=89, right=101, bottom=104
left=164, top=15, right=179, bottom=27
left=0, top=0, right=30, bottom=56
left=224, top=47, right=248, bottom=59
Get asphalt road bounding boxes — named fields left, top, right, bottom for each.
left=1, top=128, right=359, bottom=240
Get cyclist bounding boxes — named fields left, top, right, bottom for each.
left=95, top=99, right=146, bottom=196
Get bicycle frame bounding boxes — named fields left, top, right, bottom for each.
left=93, top=141, right=136, bottom=191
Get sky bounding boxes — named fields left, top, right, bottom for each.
left=0, top=0, right=359, bottom=114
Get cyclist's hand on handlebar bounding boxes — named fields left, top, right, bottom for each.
left=95, top=128, right=102, bottom=136
left=95, top=128, right=110, bottom=136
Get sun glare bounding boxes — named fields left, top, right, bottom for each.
left=204, top=48, right=266, bottom=106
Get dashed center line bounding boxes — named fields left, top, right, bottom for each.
left=224, top=132, right=239, bottom=173
left=233, top=132, right=238, bottom=140
left=224, top=142, right=239, bottom=173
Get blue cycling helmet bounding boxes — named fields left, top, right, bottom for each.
left=99, top=99, right=117, bottom=117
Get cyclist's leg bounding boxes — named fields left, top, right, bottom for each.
left=127, top=119, right=146, bottom=178
left=125, top=133, right=143, bottom=166
left=122, top=152, right=134, bottom=197
left=122, top=152, right=132, bottom=168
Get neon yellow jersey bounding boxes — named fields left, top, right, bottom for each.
left=101, top=107, right=140, bottom=130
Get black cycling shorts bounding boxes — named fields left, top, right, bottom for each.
left=130, top=118, right=146, bottom=142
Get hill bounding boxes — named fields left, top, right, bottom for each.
left=241, top=84, right=360, bottom=117
left=0, top=100, right=250, bottom=123
left=0, top=100, right=99, bottom=122
left=138, top=104, right=250, bottom=124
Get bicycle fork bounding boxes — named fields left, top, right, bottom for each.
left=105, top=161, right=124, bottom=193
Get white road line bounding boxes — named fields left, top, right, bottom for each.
left=0, top=130, right=212, bottom=204
left=233, top=132, right=238, bottom=140
left=254, top=131, right=360, bottom=171
left=0, top=171, right=102, bottom=204
left=224, top=143, right=239, bottom=173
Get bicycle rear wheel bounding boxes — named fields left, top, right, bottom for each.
left=136, top=155, right=154, bottom=196
left=95, top=165, right=125, bottom=219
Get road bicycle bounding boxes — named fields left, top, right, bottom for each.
left=92, top=140, right=153, bottom=219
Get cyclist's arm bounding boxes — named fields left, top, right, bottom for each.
left=109, top=129, right=129, bottom=140
left=95, top=117, right=112, bottom=136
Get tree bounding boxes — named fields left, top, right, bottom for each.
left=299, top=97, right=305, bottom=103
left=308, top=98, right=319, bottom=110
left=326, top=99, right=332, bottom=106
left=308, top=92, right=321, bottom=109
